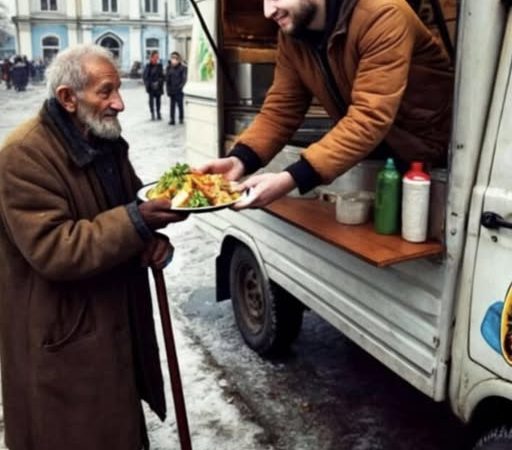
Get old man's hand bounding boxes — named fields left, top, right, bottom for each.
left=141, top=233, right=174, bottom=269
left=138, top=198, right=188, bottom=230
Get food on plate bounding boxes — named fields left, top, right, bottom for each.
left=146, top=162, right=241, bottom=208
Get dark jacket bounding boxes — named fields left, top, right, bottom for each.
left=143, top=62, right=164, bottom=95
left=10, top=60, right=29, bottom=87
left=232, top=0, right=454, bottom=192
left=165, top=63, right=187, bottom=96
left=0, top=101, right=166, bottom=450
left=1, top=60, right=11, bottom=81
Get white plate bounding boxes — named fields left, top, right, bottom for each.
left=137, top=182, right=248, bottom=213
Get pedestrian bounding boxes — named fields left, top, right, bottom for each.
left=27, top=56, right=35, bottom=81
left=33, top=57, right=45, bottom=83
left=1, top=58, right=12, bottom=89
left=10, top=55, right=29, bottom=92
left=0, top=43, right=188, bottom=450
left=199, top=0, right=454, bottom=208
left=165, top=51, right=187, bottom=125
left=143, top=50, right=164, bottom=120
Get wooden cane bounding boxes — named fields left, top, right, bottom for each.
left=152, top=267, right=193, bottom=450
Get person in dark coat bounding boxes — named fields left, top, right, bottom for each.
left=0, top=43, right=187, bottom=450
left=10, top=56, right=29, bottom=91
left=142, top=50, right=164, bottom=120
left=165, top=51, right=187, bottom=125
left=1, top=58, right=12, bottom=89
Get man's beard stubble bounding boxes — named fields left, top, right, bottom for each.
left=76, top=102, right=122, bottom=140
left=286, top=0, right=317, bottom=37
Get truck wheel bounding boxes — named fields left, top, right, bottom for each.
left=473, top=426, right=512, bottom=450
left=229, top=245, right=304, bottom=356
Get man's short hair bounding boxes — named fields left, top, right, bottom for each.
left=45, top=44, right=118, bottom=99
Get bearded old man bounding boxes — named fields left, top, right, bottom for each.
left=200, top=0, right=454, bottom=208
left=0, top=44, right=187, bottom=450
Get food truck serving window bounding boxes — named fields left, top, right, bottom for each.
left=221, top=0, right=278, bottom=48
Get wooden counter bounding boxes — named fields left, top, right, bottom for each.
left=264, top=197, right=444, bottom=267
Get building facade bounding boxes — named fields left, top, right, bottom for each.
left=0, top=29, right=16, bottom=60
left=11, top=0, right=193, bottom=72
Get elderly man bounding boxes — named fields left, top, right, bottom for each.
left=201, top=0, right=454, bottom=207
left=0, top=44, right=185, bottom=450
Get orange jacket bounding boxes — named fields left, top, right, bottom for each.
left=234, top=0, right=454, bottom=184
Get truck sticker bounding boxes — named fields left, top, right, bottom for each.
left=480, top=283, right=512, bottom=365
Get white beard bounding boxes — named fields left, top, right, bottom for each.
left=76, top=102, right=122, bottom=140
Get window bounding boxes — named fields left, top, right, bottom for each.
left=176, top=0, right=191, bottom=15
left=99, top=36, right=121, bottom=59
left=145, top=0, right=158, bottom=13
left=145, top=38, right=159, bottom=59
left=41, top=0, right=57, bottom=11
left=102, top=0, right=118, bottom=13
left=42, top=35, right=59, bottom=62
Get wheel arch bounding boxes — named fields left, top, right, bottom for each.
left=465, top=380, right=512, bottom=440
left=215, top=227, right=270, bottom=302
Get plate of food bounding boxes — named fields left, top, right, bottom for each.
left=137, top=162, right=247, bottom=212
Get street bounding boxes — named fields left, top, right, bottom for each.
left=0, top=80, right=467, bottom=450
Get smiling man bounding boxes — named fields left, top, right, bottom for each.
left=267, top=0, right=321, bottom=35
left=201, top=0, right=454, bottom=208
left=0, top=44, right=187, bottom=450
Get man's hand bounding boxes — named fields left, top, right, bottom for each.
left=234, top=171, right=296, bottom=209
left=138, top=198, right=188, bottom=230
left=140, top=234, right=174, bottom=269
left=196, top=156, right=245, bottom=181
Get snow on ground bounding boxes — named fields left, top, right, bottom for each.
left=0, top=79, right=273, bottom=450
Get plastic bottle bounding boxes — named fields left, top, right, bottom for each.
left=401, top=161, right=431, bottom=242
left=374, top=158, right=401, bottom=235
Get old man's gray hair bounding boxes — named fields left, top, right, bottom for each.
left=46, top=44, right=118, bottom=99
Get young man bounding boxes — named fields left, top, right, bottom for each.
left=200, top=0, right=454, bottom=208
left=165, top=51, right=188, bottom=125
left=0, top=44, right=187, bottom=450
left=143, top=50, right=164, bottom=120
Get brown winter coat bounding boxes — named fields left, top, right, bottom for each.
left=236, top=0, right=454, bottom=182
left=0, top=104, right=166, bottom=450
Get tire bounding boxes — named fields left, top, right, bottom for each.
left=473, top=426, right=512, bottom=450
left=229, top=245, right=304, bottom=356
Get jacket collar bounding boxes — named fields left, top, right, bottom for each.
left=41, top=98, right=128, bottom=168
left=331, top=0, right=359, bottom=39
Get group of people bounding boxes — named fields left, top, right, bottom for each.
left=0, top=0, right=453, bottom=449
left=1, top=55, right=46, bottom=91
left=143, top=50, right=188, bottom=124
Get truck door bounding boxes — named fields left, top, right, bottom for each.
left=469, top=15, right=512, bottom=379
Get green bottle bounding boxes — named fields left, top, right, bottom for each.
left=374, top=158, right=400, bottom=234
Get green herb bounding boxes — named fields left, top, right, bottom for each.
left=187, top=190, right=210, bottom=207
left=155, top=163, right=190, bottom=192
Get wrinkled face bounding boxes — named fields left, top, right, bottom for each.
left=263, top=0, right=317, bottom=36
left=76, top=57, right=124, bottom=140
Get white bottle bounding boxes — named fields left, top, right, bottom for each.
left=401, top=162, right=431, bottom=243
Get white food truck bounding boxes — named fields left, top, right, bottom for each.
left=184, top=0, right=512, bottom=447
